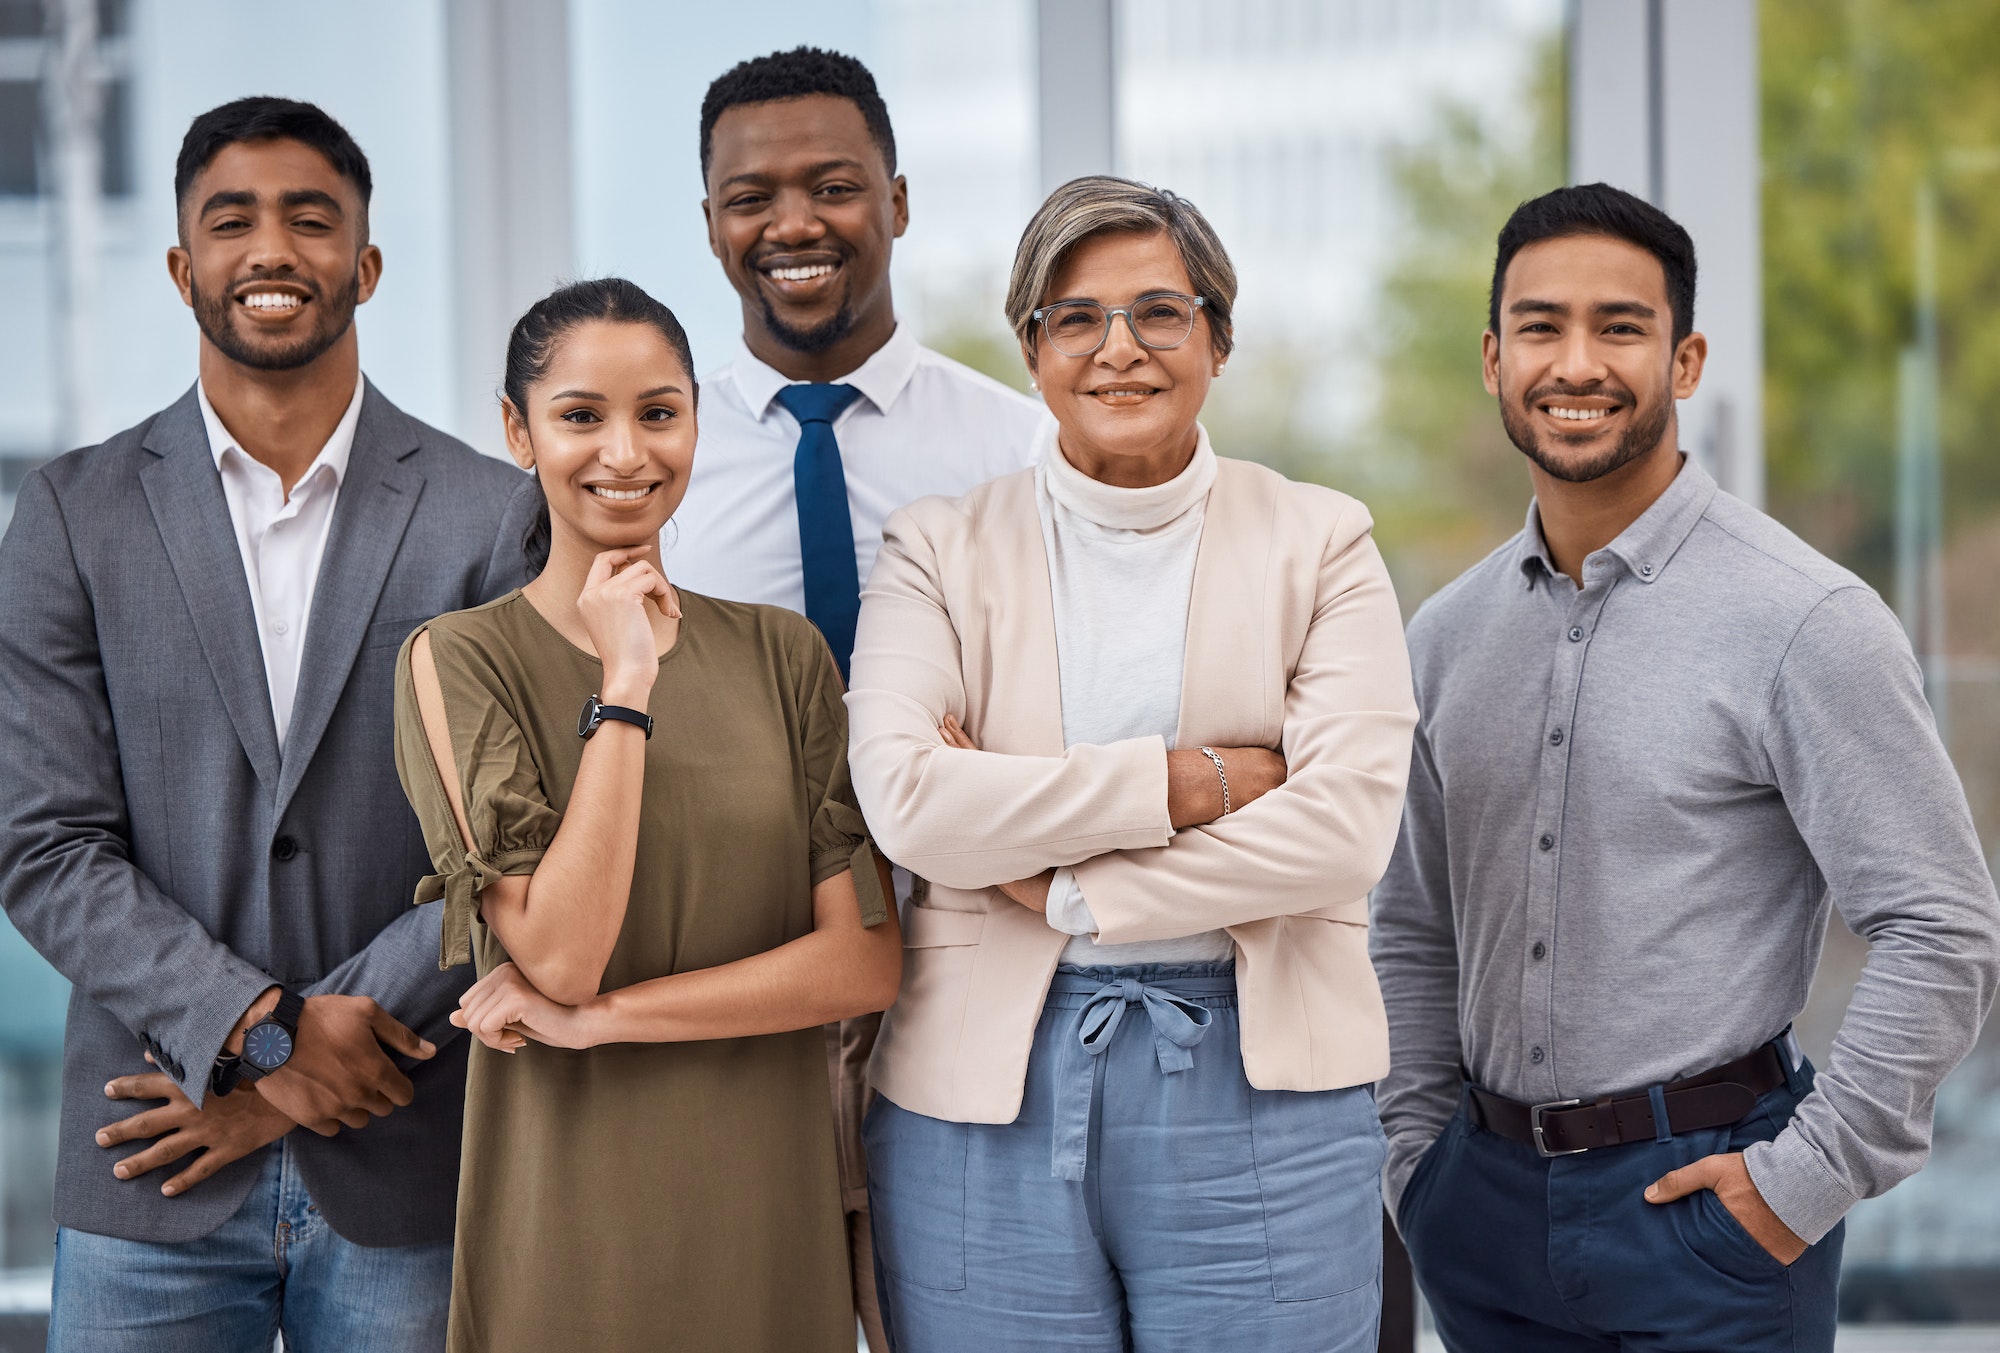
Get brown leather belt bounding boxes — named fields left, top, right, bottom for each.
left=1468, top=1042, right=1788, bottom=1158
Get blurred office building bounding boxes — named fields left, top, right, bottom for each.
left=1, top=1, right=1998, bottom=1346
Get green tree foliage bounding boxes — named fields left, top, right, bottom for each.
left=1761, top=0, right=2000, bottom=593
left=1338, top=39, right=1567, bottom=610
left=920, top=299, right=1034, bottom=395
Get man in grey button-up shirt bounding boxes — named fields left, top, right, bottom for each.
left=1374, top=183, right=1999, bottom=1353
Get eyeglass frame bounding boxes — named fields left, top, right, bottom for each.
left=1030, top=292, right=1209, bottom=357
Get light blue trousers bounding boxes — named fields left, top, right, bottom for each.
left=48, top=1136, right=451, bottom=1353
left=865, top=962, right=1385, bottom=1352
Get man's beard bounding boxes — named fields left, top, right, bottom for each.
left=1499, top=380, right=1672, bottom=484
left=191, top=268, right=360, bottom=372
left=760, top=293, right=856, bottom=355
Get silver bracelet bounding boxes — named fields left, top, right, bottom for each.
left=1197, top=746, right=1231, bottom=815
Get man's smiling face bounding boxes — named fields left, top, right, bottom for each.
left=1483, top=232, right=1695, bottom=484
left=169, top=137, right=380, bottom=372
left=702, top=93, right=907, bottom=357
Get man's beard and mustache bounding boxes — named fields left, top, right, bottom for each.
left=761, top=292, right=856, bottom=355
left=1499, top=379, right=1672, bottom=483
left=753, top=250, right=857, bottom=355
left=190, top=267, right=361, bottom=371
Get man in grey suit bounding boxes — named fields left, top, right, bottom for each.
left=0, top=97, right=532, bottom=1350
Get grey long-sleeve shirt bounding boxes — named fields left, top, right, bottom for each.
left=1370, top=456, right=2000, bottom=1244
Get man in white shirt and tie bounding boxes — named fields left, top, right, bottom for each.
left=671, top=45, right=1048, bottom=1348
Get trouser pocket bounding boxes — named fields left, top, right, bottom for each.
left=864, top=1097, right=969, bottom=1291
left=1394, top=1123, right=1454, bottom=1237
left=1249, top=1084, right=1386, bottom=1301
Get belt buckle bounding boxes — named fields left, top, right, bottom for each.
left=1530, top=1099, right=1587, bottom=1158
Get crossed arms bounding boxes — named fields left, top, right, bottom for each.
left=844, top=493, right=1417, bottom=938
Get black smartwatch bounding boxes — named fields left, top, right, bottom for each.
left=230, top=988, right=305, bottom=1088
left=578, top=694, right=654, bottom=740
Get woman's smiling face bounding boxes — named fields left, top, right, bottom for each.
left=1023, top=228, right=1221, bottom=488
left=504, top=319, right=699, bottom=554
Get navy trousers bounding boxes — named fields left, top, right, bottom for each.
left=1400, top=1059, right=1843, bottom=1352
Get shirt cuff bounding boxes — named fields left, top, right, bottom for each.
left=1045, top=867, right=1097, bottom=937
left=1742, top=1126, right=1860, bottom=1245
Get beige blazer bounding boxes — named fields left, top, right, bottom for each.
left=847, top=455, right=1416, bottom=1124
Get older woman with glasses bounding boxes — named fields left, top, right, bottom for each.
left=846, top=176, right=1417, bottom=1350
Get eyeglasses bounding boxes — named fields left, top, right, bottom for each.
left=1031, top=292, right=1208, bottom=358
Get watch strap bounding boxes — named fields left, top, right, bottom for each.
left=270, top=987, right=306, bottom=1036
left=210, top=1052, right=244, bottom=1097
left=593, top=703, right=654, bottom=737
left=581, top=694, right=654, bottom=739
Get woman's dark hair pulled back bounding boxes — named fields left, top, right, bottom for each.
left=503, top=278, right=698, bottom=575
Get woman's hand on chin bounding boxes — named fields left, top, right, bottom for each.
left=576, top=547, right=678, bottom=704
left=451, top=961, right=598, bottom=1053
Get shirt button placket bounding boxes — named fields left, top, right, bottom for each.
left=1522, top=594, right=1597, bottom=1098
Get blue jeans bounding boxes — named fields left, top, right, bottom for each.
left=866, top=963, right=1385, bottom=1352
left=48, top=1137, right=451, bottom=1353
left=1399, top=1058, right=1844, bottom=1352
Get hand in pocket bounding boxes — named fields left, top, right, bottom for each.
left=1645, top=1151, right=1806, bottom=1265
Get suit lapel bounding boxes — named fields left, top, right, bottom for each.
left=982, top=471, right=1066, bottom=757
left=274, top=382, right=423, bottom=816
left=140, top=387, right=283, bottom=792
left=1178, top=459, right=1277, bottom=749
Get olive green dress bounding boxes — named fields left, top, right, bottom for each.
left=391, top=589, right=888, bottom=1353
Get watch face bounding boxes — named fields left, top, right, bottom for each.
left=243, top=1022, right=294, bottom=1072
left=577, top=696, right=600, bottom=738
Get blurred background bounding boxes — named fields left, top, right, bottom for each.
left=1, top=0, right=1997, bottom=1347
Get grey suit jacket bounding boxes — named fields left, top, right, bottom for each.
left=0, top=382, right=536, bottom=1246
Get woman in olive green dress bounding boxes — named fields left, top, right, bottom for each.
left=391, top=278, right=901, bottom=1352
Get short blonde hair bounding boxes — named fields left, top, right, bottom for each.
left=1005, top=175, right=1238, bottom=362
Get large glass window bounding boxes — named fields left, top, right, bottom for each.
left=1763, top=0, right=2000, bottom=1327
left=0, top=0, right=134, bottom=200
left=872, top=0, right=1038, bottom=378
left=3, top=3, right=1994, bottom=1346
left=1114, top=0, right=1566, bottom=606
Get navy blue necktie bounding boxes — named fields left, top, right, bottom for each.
left=776, top=383, right=865, bottom=681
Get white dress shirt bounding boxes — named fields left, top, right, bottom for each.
left=197, top=376, right=364, bottom=749
left=1038, top=426, right=1235, bottom=966
left=666, top=323, right=1049, bottom=609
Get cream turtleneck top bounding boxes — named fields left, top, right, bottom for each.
left=1037, top=424, right=1236, bottom=967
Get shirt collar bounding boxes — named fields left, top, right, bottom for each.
left=1515, top=499, right=1559, bottom=586
left=198, top=374, right=366, bottom=492
left=724, top=321, right=920, bottom=422
left=1516, top=454, right=1717, bottom=590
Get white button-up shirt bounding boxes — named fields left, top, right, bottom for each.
left=666, top=323, right=1050, bottom=609
left=198, top=376, right=364, bottom=749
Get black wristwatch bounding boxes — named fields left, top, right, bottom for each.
left=578, top=693, right=654, bottom=740
left=212, top=987, right=305, bottom=1094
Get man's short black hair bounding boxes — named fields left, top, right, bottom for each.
left=1489, top=183, right=1696, bottom=345
left=174, top=97, right=372, bottom=234
left=699, top=46, right=897, bottom=180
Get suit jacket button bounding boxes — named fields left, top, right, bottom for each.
left=271, top=835, right=299, bottom=862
